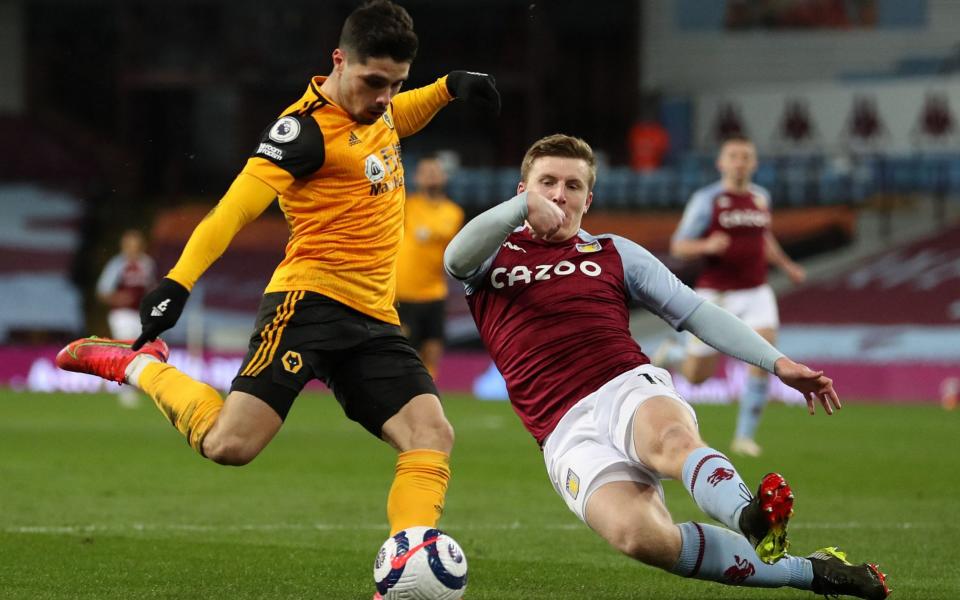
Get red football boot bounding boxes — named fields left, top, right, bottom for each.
left=738, top=472, right=795, bottom=564
left=56, top=336, right=169, bottom=384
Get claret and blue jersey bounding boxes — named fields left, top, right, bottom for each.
left=673, top=180, right=772, bottom=290
left=460, top=227, right=703, bottom=444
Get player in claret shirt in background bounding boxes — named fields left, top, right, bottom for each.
left=96, top=229, right=157, bottom=407
left=444, top=134, right=889, bottom=599
left=660, top=135, right=807, bottom=457
left=56, top=0, right=500, bottom=577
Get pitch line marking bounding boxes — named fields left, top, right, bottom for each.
left=2, top=521, right=940, bottom=535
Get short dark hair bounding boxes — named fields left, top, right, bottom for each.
left=719, top=134, right=753, bottom=147
left=339, top=0, right=418, bottom=63
left=521, top=134, right=597, bottom=189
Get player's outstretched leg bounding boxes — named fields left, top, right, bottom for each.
left=673, top=521, right=810, bottom=589
left=57, top=336, right=169, bottom=382
left=57, top=335, right=224, bottom=453
left=673, top=523, right=891, bottom=598
left=588, top=480, right=824, bottom=594
left=807, top=547, right=891, bottom=599
left=681, top=449, right=793, bottom=564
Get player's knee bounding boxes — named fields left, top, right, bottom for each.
left=647, top=422, right=702, bottom=473
left=415, top=416, right=454, bottom=453
left=202, top=435, right=261, bottom=466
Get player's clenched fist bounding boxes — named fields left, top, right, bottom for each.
left=446, top=71, right=501, bottom=115
left=132, top=278, right=190, bottom=350
left=525, top=191, right=565, bottom=240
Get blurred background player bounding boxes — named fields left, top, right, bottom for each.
left=444, top=134, right=888, bottom=599
left=56, top=4, right=500, bottom=592
left=658, top=136, right=807, bottom=457
left=396, top=155, right=464, bottom=380
left=95, top=229, right=157, bottom=407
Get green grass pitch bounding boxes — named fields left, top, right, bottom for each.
left=1, top=390, right=957, bottom=599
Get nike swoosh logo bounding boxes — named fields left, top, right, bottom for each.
left=390, top=536, right=438, bottom=570
left=67, top=339, right=132, bottom=360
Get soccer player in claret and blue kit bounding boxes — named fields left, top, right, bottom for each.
left=56, top=3, right=499, bottom=594
left=443, top=134, right=889, bottom=599
left=666, top=135, right=807, bottom=457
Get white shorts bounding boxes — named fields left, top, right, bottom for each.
left=108, top=308, right=141, bottom=340
left=541, top=364, right=698, bottom=523
left=685, top=284, right=779, bottom=358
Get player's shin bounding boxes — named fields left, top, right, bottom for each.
left=681, top=447, right=751, bottom=532
left=735, top=374, right=769, bottom=441
left=672, top=522, right=812, bottom=589
left=386, top=449, right=451, bottom=535
left=136, top=362, right=224, bottom=454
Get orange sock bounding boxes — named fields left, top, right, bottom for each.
left=138, top=362, right=223, bottom=455
left=387, top=449, right=451, bottom=535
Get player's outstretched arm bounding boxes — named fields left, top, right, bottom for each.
left=132, top=173, right=275, bottom=349
left=392, top=72, right=500, bottom=138
left=681, top=300, right=840, bottom=416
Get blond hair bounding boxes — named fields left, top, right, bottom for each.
left=520, top=134, right=597, bottom=189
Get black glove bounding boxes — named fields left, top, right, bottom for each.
left=446, top=71, right=501, bottom=115
left=132, top=278, right=190, bottom=350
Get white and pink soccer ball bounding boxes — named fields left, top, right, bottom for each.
left=373, top=527, right=468, bottom=600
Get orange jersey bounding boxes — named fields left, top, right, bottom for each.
left=239, top=76, right=452, bottom=324
left=396, top=193, right=464, bottom=302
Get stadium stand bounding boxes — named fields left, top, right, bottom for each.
left=0, top=185, right=84, bottom=343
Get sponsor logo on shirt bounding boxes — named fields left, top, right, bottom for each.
left=256, top=143, right=284, bottom=161
left=365, top=154, right=386, bottom=183
left=490, top=260, right=602, bottom=288
left=366, top=144, right=405, bottom=196
left=718, top=209, right=769, bottom=229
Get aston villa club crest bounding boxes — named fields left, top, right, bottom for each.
left=565, top=468, right=580, bottom=499
left=575, top=240, right=602, bottom=253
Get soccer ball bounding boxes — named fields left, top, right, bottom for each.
left=373, top=526, right=468, bottom=600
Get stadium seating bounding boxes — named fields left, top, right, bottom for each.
left=0, top=185, right=84, bottom=343
left=446, top=153, right=960, bottom=211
